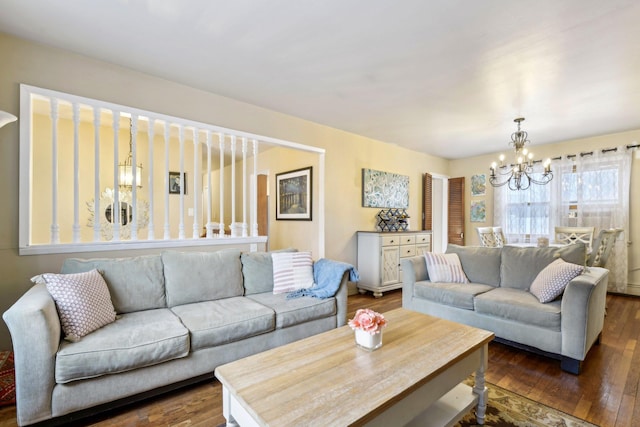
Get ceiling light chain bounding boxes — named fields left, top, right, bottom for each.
left=489, top=117, right=553, bottom=191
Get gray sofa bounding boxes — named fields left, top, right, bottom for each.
left=401, top=244, right=608, bottom=374
left=3, top=249, right=350, bottom=426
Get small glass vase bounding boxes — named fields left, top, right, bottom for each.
left=355, top=328, right=383, bottom=351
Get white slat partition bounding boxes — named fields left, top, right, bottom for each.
left=19, top=84, right=324, bottom=256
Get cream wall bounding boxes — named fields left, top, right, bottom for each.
left=449, top=129, right=640, bottom=288
left=0, top=33, right=448, bottom=349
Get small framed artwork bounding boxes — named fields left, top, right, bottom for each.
left=169, top=171, right=187, bottom=195
left=470, top=200, right=486, bottom=222
left=471, top=174, right=486, bottom=196
left=276, top=166, right=312, bottom=220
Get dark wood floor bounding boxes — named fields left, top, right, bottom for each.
left=0, top=290, right=638, bottom=427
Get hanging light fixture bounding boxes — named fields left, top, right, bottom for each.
left=0, top=110, right=17, bottom=128
left=118, top=118, right=143, bottom=188
left=489, top=117, right=552, bottom=190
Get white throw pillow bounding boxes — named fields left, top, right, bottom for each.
left=32, top=269, right=117, bottom=342
left=272, top=251, right=315, bottom=294
left=530, top=258, right=584, bottom=303
left=424, top=252, right=469, bottom=283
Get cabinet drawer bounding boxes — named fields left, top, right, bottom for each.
left=400, top=245, right=416, bottom=258
left=416, top=233, right=431, bottom=244
left=400, top=235, right=416, bottom=245
left=381, top=235, right=401, bottom=246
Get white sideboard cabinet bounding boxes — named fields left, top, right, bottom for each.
left=356, top=231, right=432, bottom=297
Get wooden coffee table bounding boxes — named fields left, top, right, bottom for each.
left=215, top=308, right=494, bottom=426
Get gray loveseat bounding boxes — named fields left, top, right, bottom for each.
left=401, top=244, right=608, bottom=374
left=3, top=249, right=351, bottom=426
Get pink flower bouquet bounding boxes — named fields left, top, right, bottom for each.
left=348, top=308, right=387, bottom=335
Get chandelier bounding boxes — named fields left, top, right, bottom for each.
left=489, top=117, right=552, bottom=191
left=118, top=119, right=143, bottom=188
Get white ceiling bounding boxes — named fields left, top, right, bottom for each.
left=1, top=0, right=640, bottom=159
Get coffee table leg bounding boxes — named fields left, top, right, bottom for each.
left=222, top=386, right=240, bottom=427
left=473, top=345, right=489, bottom=425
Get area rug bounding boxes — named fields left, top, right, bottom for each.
left=456, top=378, right=596, bottom=427
left=0, top=351, right=15, bottom=407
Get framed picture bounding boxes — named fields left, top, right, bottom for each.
left=471, top=174, right=486, bottom=196
left=169, top=171, right=187, bottom=195
left=470, top=200, right=486, bottom=222
left=276, top=166, right=312, bottom=220
left=362, top=168, right=409, bottom=208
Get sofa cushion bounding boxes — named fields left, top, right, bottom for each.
left=171, top=297, right=274, bottom=351
left=446, top=244, right=502, bottom=287
left=414, top=281, right=495, bottom=310
left=500, top=244, right=586, bottom=290
left=247, top=292, right=336, bottom=328
left=272, top=251, right=315, bottom=294
left=33, top=269, right=117, bottom=342
left=424, top=252, right=469, bottom=283
left=61, top=255, right=166, bottom=313
left=241, top=248, right=297, bottom=295
left=474, top=288, right=561, bottom=330
left=530, top=258, right=584, bottom=303
left=162, top=250, right=244, bottom=307
left=55, top=308, right=189, bottom=384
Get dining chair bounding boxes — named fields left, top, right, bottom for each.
left=476, top=226, right=497, bottom=247
left=492, top=226, right=507, bottom=247
left=588, top=228, right=622, bottom=267
left=554, top=226, right=595, bottom=252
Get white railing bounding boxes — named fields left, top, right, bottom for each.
left=18, top=84, right=325, bottom=255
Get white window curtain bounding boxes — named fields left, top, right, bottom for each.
left=493, top=163, right=553, bottom=244
left=494, top=146, right=631, bottom=292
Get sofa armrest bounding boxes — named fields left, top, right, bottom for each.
left=334, top=271, right=349, bottom=327
left=401, top=256, right=429, bottom=308
left=561, top=267, right=609, bottom=361
left=2, top=283, right=60, bottom=426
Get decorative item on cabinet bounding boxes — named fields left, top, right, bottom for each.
left=376, top=208, right=410, bottom=232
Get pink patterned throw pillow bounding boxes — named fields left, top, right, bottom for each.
left=32, top=269, right=116, bottom=342
left=272, top=251, right=315, bottom=294
left=530, top=258, right=584, bottom=303
left=424, top=252, right=469, bottom=283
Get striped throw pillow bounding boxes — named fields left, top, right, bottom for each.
left=272, top=252, right=315, bottom=294
left=424, top=252, right=469, bottom=283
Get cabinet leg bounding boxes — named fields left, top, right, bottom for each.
left=373, top=291, right=383, bottom=298
left=358, top=288, right=367, bottom=295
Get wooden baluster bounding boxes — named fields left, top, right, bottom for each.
left=192, top=127, right=200, bottom=239
left=219, top=133, right=226, bottom=237
left=163, top=122, right=170, bottom=239
left=230, top=135, right=237, bottom=237
left=72, top=102, right=81, bottom=243
left=178, top=125, right=185, bottom=239
left=50, top=98, right=60, bottom=244
left=242, top=137, right=248, bottom=237
left=130, top=115, right=138, bottom=240
left=205, top=131, right=214, bottom=238
left=92, top=107, right=102, bottom=241
left=112, top=111, right=121, bottom=240
left=147, top=118, right=155, bottom=240
left=252, top=139, right=259, bottom=237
